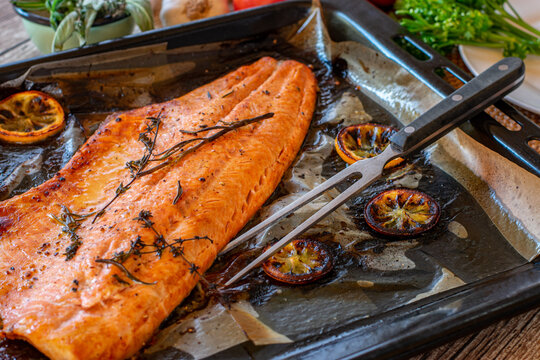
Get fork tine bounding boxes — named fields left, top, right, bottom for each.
left=219, top=159, right=364, bottom=255
left=222, top=147, right=398, bottom=287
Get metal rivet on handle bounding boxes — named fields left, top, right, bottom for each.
left=452, top=94, right=463, bottom=101
left=404, top=126, right=415, bottom=134
left=498, top=64, right=509, bottom=71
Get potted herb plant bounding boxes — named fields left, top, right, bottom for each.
left=11, top=0, right=153, bottom=53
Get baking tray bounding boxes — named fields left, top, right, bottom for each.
left=1, top=1, right=539, bottom=359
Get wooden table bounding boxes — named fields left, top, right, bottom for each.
left=1, top=5, right=539, bottom=360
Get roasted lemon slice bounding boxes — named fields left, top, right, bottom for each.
left=262, top=239, right=333, bottom=284
left=335, top=123, right=404, bottom=169
left=364, top=189, right=440, bottom=237
left=0, top=91, right=65, bottom=144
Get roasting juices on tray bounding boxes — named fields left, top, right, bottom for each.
left=0, top=57, right=317, bottom=360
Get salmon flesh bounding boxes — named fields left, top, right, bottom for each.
left=0, top=57, right=317, bottom=359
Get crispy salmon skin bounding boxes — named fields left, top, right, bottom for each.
left=0, top=57, right=317, bottom=359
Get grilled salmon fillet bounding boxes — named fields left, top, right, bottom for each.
left=0, top=57, right=317, bottom=359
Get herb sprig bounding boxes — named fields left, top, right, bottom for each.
left=395, top=0, right=540, bottom=58
left=173, top=181, right=183, bottom=205
left=96, top=111, right=273, bottom=217
left=92, top=111, right=163, bottom=223
left=51, top=111, right=273, bottom=266
left=139, top=112, right=274, bottom=176
left=96, top=210, right=214, bottom=286
left=48, top=205, right=95, bottom=260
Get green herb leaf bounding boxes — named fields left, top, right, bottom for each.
left=126, top=0, right=153, bottom=31
left=395, top=0, right=540, bottom=59
left=51, top=10, right=78, bottom=51
left=83, top=7, right=98, bottom=41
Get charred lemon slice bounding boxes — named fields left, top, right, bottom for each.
left=262, top=239, right=333, bottom=285
left=335, top=123, right=403, bottom=169
left=364, top=189, right=440, bottom=237
left=0, top=91, right=65, bottom=144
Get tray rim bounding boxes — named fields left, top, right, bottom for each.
left=1, top=1, right=539, bottom=359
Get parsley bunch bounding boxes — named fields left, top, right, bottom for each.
left=395, top=0, right=540, bottom=58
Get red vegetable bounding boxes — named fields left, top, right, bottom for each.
left=233, top=0, right=285, bottom=11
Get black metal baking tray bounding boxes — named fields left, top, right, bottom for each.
left=1, top=1, right=539, bottom=359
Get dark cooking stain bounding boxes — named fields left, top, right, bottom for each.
left=332, top=57, right=348, bottom=78
left=0, top=338, right=47, bottom=360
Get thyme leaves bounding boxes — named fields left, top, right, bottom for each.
left=178, top=120, right=244, bottom=135
left=95, top=112, right=273, bottom=222
left=113, top=274, right=131, bottom=286
left=221, top=90, right=234, bottom=98
left=48, top=205, right=95, bottom=261
left=115, top=182, right=130, bottom=195
left=96, top=210, right=214, bottom=286
left=173, top=181, right=183, bottom=205
left=92, top=110, right=163, bottom=223
left=55, top=111, right=272, bottom=271
left=112, top=236, right=145, bottom=263
left=139, top=113, right=274, bottom=177
left=96, top=259, right=157, bottom=285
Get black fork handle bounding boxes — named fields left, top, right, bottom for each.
left=390, top=57, right=525, bottom=154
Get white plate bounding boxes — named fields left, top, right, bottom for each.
left=459, top=0, right=540, bottom=114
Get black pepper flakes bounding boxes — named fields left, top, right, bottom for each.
left=199, top=177, right=206, bottom=182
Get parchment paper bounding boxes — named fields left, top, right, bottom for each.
left=0, top=1, right=538, bottom=358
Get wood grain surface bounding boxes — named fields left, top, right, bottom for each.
left=0, top=4, right=539, bottom=360
left=408, top=307, right=540, bottom=360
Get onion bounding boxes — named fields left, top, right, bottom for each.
left=160, top=0, right=229, bottom=26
